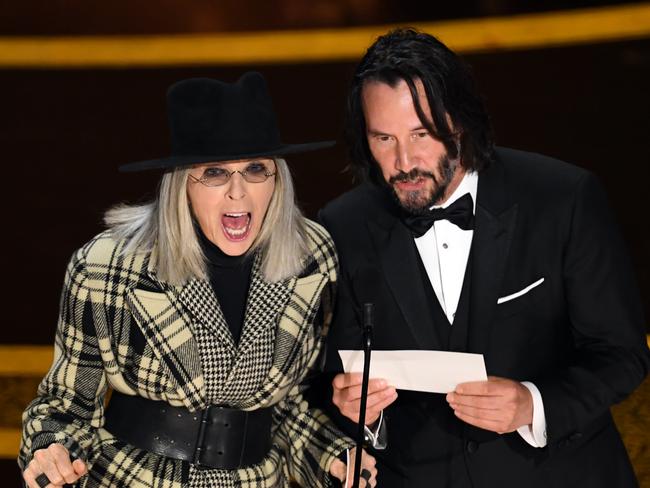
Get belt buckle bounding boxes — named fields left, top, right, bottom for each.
left=193, top=404, right=244, bottom=469
left=192, top=404, right=214, bottom=468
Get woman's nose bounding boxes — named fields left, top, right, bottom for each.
left=226, top=172, right=247, bottom=200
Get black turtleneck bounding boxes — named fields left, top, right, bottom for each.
left=197, top=228, right=255, bottom=344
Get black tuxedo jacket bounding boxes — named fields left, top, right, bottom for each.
left=318, top=147, right=649, bottom=488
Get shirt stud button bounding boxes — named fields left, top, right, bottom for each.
left=442, top=243, right=448, bottom=249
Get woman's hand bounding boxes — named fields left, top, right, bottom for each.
left=23, top=443, right=87, bottom=488
left=329, top=447, right=377, bottom=487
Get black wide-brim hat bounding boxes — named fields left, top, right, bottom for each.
left=119, top=71, right=334, bottom=172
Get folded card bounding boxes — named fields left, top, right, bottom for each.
left=338, top=350, right=488, bottom=394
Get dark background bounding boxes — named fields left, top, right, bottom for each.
left=2, top=39, right=648, bottom=344
left=1, top=0, right=647, bottom=34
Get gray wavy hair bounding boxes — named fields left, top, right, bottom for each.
left=104, top=158, right=309, bottom=285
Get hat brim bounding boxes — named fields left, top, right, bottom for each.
left=119, top=140, right=336, bottom=173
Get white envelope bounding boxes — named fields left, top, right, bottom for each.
left=338, top=350, right=488, bottom=394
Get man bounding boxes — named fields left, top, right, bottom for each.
left=317, top=28, right=649, bottom=487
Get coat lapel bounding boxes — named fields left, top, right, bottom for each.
left=236, top=255, right=291, bottom=358
left=130, top=243, right=332, bottom=409
left=467, top=159, right=518, bottom=358
left=221, top=255, right=292, bottom=397
left=367, top=193, right=440, bottom=350
left=125, top=262, right=206, bottom=410
left=177, top=278, right=237, bottom=355
left=242, top=270, right=330, bottom=408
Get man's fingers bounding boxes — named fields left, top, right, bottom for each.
left=455, top=381, right=496, bottom=396
left=337, top=389, right=396, bottom=424
left=446, top=392, right=501, bottom=410
left=453, top=409, right=511, bottom=433
left=332, top=373, right=363, bottom=390
left=368, top=378, right=392, bottom=392
left=364, top=387, right=397, bottom=409
left=332, top=373, right=397, bottom=424
left=333, top=375, right=389, bottom=395
left=333, top=380, right=393, bottom=405
left=333, top=376, right=395, bottom=415
left=333, top=383, right=363, bottom=403
left=455, top=376, right=513, bottom=396
left=449, top=403, right=504, bottom=422
left=365, top=390, right=398, bottom=417
left=338, top=389, right=391, bottom=411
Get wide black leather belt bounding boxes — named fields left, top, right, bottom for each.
left=104, top=391, right=272, bottom=470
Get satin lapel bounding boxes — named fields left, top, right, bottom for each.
left=468, top=160, right=518, bottom=357
left=367, top=216, right=440, bottom=349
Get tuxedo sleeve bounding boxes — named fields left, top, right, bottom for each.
left=535, top=171, right=650, bottom=445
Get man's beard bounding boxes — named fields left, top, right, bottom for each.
left=388, top=154, right=457, bottom=215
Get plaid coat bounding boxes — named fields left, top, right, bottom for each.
left=19, top=219, right=353, bottom=487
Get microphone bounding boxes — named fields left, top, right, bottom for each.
left=363, top=303, right=374, bottom=346
left=351, top=266, right=382, bottom=330
left=351, top=268, right=380, bottom=488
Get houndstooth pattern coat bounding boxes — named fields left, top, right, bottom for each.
left=19, top=219, right=353, bottom=487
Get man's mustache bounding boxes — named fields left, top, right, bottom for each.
left=389, top=168, right=436, bottom=185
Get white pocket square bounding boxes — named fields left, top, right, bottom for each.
left=497, top=277, right=545, bottom=304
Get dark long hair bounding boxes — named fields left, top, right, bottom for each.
left=346, top=28, right=495, bottom=183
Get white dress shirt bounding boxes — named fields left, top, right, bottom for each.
left=414, top=171, right=547, bottom=448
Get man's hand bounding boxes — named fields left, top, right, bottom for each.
left=446, top=376, right=533, bottom=433
left=332, top=373, right=397, bottom=425
left=329, top=447, right=377, bottom=487
left=23, top=443, right=87, bottom=488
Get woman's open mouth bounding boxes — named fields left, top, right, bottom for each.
left=221, top=212, right=251, bottom=241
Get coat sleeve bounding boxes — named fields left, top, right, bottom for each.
left=18, top=248, right=108, bottom=470
left=536, top=172, right=650, bottom=444
left=272, top=381, right=354, bottom=487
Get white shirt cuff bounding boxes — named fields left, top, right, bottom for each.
left=363, top=410, right=387, bottom=449
left=517, top=381, right=547, bottom=448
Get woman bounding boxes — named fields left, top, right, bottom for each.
left=19, top=72, right=376, bottom=487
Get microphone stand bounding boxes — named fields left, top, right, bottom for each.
left=352, top=303, right=373, bottom=488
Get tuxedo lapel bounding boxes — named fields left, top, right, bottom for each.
left=468, top=161, right=518, bottom=357
left=367, top=207, right=440, bottom=350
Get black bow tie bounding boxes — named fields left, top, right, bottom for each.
left=403, top=193, right=475, bottom=237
